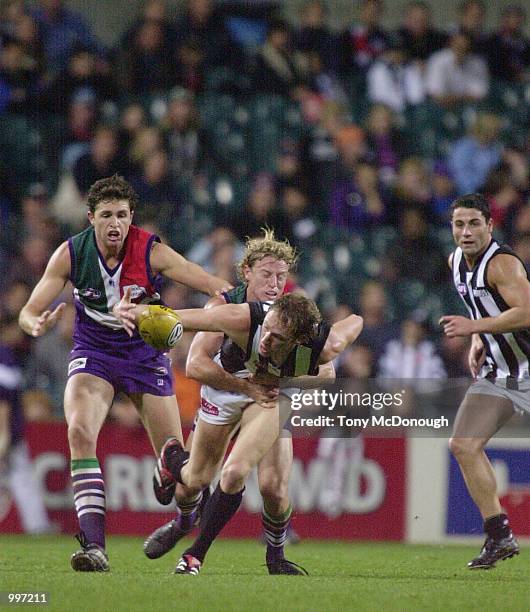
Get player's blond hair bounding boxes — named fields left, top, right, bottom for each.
left=237, top=228, right=298, bottom=280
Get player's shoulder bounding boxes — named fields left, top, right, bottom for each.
left=488, top=250, right=527, bottom=277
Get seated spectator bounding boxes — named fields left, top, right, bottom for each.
left=121, top=0, right=177, bottom=51
left=72, top=125, right=126, bottom=195
left=339, top=0, right=389, bottom=73
left=451, top=0, right=489, bottom=56
left=385, top=206, right=445, bottom=285
left=486, top=5, right=529, bottom=84
left=279, top=183, right=320, bottom=247
left=117, top=102, right=147, bottom=162
left=172, top=35, right=205, bottom=94
left=386, top=157, right=433, bottom=226
left=329, top=161, right=385, bottom=232
left=227, top=173, right=287, bottom=241
left=365, top=104, right=408, bottom=185
left=30, top=0, right=106, bottom=77
left=425, top=32, right=489, bottom=107
left=377, top=315, right=446, bottom=379
left=483, top=164, right=523, bottom=231
left=58, top=88, right=97, bottom=171
left=430, top=161, right=456, bottom=223
left=447, top=112, right=503, bottom=195
left=129, top=149, right=181, bottom=225
left=252, top=19, right=307, bottom=98
left=357, top=280, right=399, bottom=357
left=0, top=39, right=40, bottom=115
left=128, top=126, right=164, bottom=175
left=116, top=18, right=175, bottom=94
left=366, top=34, right=425, bottom=113
left=398, top=1, right=447, bottom=62
left=174, top=0, right=234, bottom=69
left=44, top=46, right=117, bottom=116
left=295, top=0, right=338, bottom=71
left=161, top=87, right=205, bottom=184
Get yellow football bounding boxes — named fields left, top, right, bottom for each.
left=138, top=305, right=184, bottom=351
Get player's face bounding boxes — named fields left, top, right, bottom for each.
left=243, top=256, right=289, bottom=302
left=451, top=207, right=492, bottom=259
left=259, top=309, right=296, bottom=360
left=88, top=200, right=133, bottom=253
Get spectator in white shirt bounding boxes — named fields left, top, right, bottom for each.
left=425, top=32, right=489, bottom=108
left=367, top=35, right=425, bottom=113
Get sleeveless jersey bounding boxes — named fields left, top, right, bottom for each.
left=452, top=239, right=530, bottom=379
left=220, top=301, right=331, bottom=378
left=68, top=225, right=163, bottom=359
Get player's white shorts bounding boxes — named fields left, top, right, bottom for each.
left=198, top=384, right=300, bottom=426
left=467, top=377, right=530, bottom=414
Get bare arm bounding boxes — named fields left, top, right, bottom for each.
left=318, top=315, right=364, bottom=364
left=18, top=242, right=70, bottom=336
left=150, top=241, right=231, bottom=297
left=441, top=255, right=530, bottom=337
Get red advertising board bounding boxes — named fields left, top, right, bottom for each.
left=1, top=423, right=405, bottom=540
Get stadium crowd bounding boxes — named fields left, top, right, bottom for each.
left=0, top=0, right=529, bottom=422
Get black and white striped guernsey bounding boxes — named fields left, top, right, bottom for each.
left=220, top=301, right=331, bottom=377
left=452, top=239, right=530, bottom=380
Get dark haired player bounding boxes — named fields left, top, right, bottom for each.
left=18, top=175, right=229, bottom=571
left=114, top=292, right=363, bottom=574
left=440, top=193, right=530, bottom=569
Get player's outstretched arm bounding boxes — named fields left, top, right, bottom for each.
left=440, top=255, right=530, bottom=337
left=18, top=242, right=70, bottom=337
left=149, top=241, right=232, bottom=297
left=186, top=297, right=278, bottom=407
left=318, top=314, right=364, bottom=364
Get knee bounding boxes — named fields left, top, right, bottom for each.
left=449, top=436, right=483, bottom=459
left=220, top=461, right=250, bottom=493
left=68, top=420, right=96, bottom=455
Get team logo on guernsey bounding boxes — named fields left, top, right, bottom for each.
left=79, top=288, right=101, bottom=300
left=457, top=283, right=468, bottom=296
left=123, top=284, right=147, bottom=300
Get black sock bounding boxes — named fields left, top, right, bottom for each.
left=198, top=485, right=212, bottom=530
left=484, top=513, right=511, bottom=541
left=185, top=483, right=244, bottom=563
left=163, top=443, right=189, bottom=484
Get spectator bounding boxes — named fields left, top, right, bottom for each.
left=483, top=164, right=523, bottom=231
left=116, top=19, right=174, bottom=95
left=278, top=183, right=320, bottom=247
left=430, top=161, right=457, bottom=223
left=174, top=0, right=234, bottom=69
left=452, top=0, right=488, bottom=56
left=117, top=102, right=147, bottom=163
left=72, top=125, right=126, bottom=195
left=377, top=316, right=446, bottom=379
left=0, top=39, right=40, bottom=115
left=425, top=32, right=489, bottom=107
left=295, top=0, right=337, bottom=71
left=385, top=206, right=445, bottom=285
left=121, top=0, right=177, bottom=52
left=44, top=46, right=117, bottom=116
left=398, top=1, right=447, bottom=62
left=367, top=33, right=425, bottom=113
left=252, top=19, right=307, bottom=98
left=447, top=112, right=503, bottom=195
left=386, top=157, right=433, bottom=226
left=57, top=88, right=97, bottom=171
left=339, top=0, right=389, bottom=73
left=486, top=5, right=530, bottom=84
left=365, top=104, right=408, bottom=185
left=173, top=35, right=205, bottom=94
left=329, top=161, right=385, bottom=232
left=129, top=149, right=181, bottom=225
left=30, top=0, right=105, bottom=76
left=161, top=87, right=205, bottom=184
left=357, top=280, right=399, bottom=357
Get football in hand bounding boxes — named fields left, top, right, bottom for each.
left=138, top=305, right=184, bottom=351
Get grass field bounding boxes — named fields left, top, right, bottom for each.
left=1, top=536, right=527, bottom=612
